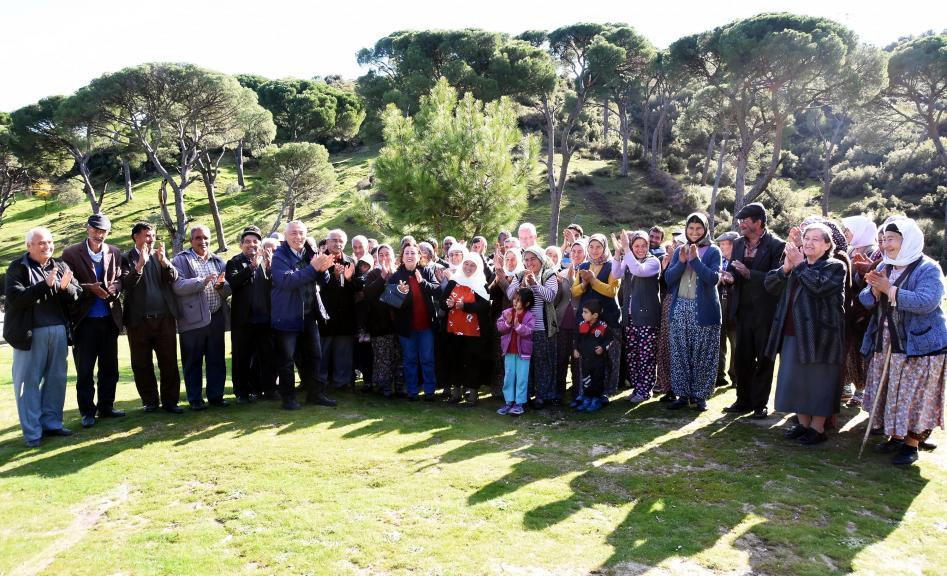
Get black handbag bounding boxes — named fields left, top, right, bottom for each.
left=380, top=283, right=408, bottom=309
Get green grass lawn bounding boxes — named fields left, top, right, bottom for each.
left=0, top=339, right=944, bottom=576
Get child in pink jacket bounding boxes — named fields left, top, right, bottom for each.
left=496, top=288, right=535, bottom=416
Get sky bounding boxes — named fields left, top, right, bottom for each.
left=1, top=0, right=943, bottom=111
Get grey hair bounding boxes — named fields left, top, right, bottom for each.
left=518, top=222, right=537, bottom=236
left=189, top=224, right=211, bottom=239
left=262, top=238, right=280, bottom=250
left=26, top=227, right=53, bottom=245
left=285, top=221, right=307, bottom=233
left=351, top=234, right=367, bottom=246
left=327, top=228, right=347, bottom=244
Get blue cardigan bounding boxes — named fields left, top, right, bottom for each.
left=665, top=245, right=722, bottom=326
left=859, top=256, right=947, bottom=357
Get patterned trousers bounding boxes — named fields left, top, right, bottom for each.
left=624, top=324, right=658, bottom=398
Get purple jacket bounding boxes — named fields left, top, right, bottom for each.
left=496, top=308, right=535, bottom=359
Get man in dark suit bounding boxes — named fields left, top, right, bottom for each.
left=724, top=203, right=786, bottom=419
left=318, top=228, right=356, bottom=389
left=121, top=222, right=183, bottom=414
left=61, top=214, right=125, bottom=428
left=226, top=226, right=276, bottom=403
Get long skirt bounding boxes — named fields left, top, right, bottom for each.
left=624, top=323, right=658, bottom=398
left=864, top=322, right=946, bottom=438
left=655, top=297, right=673, bottom=394
left=605, top=328, right=622, bottom=397
left=556, top=328, right=579, bottom=399
left=529, top=329, right=558, bottom=401
left=669, top=298, right=719, bottom=401
left=773, top=335, right=839, bottom=418
left=371, top=334, right=404, bottom=395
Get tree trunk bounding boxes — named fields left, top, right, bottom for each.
left=732, top=146, right=749, bottom=230
left=141, top=146, right=189, bottom=252
left=820, top=119, right=845, bottom=217
left=271, top=191, right=293, bottom=234
left=200, top=169, right=228, bottom=252
left=235, top=140, right=245, bottom=187
left=122, top=158, right=133, bottom=202
left=542, top=95, right=559, bottom=243
left=287, top=201, right=296, bottom=224
left=701, top=132, right=717, bottom=186
left=745, top=114, right=786, bottom=204
left=708, top=137, right=728, bottom=232
left=618, top=101, right=629, bottom=177
left=157, top=180, right=176, bottom=241
left=602, top=102, right=610, bottom=141
left=77, top=159, right=101, bottom=213
left=649, top=98, right=668, bottom=173
left=641, top=95, right=651, bottom=166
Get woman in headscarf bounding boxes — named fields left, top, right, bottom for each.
left=358, top=244, right=404, bottom=398
left=765, top=223, right=846, bottom=445
left=440, top=251, right=491, bottom=405
left=664, top=213, right=721, bottom=411
left=842, top=215, right=881, bottom=407
left=656, top=232, right=684, bottom=402
left=488, top=247, right=524, bottom=400
left=861, top=218, right=947, bottom=467
left=571, top=233, right=622, bottom=400
left=613, top=230, right=662, bottom=403
left=507, top=246, right=560, bottom=408
left=548, top=245, right=577, bottom=401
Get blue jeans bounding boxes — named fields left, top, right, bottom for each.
left=11, top=324, right=68, bottom=442
left=503, top=353, right=530, bottom=405
left=399, top=329, right=436, bottom=396
left=179, top=309, right=227, bottom=405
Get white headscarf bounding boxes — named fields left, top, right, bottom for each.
left=453, top=252, right=490, bottom=301
left=882, top=218, right=925, bottom=267
left=447, top=243, right=468, bottom=273
left=504, top=249, right=525, bottom=276
left=841, top=215, right=878, bottom=251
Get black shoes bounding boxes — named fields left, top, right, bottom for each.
left=658, top=392, right=677, bottom=403
left=667, top=398, right=689, bottom=410
left=307, top=393, right=338, bottom=407
left=189, top=402, right=207, bottom=411
left=143, top=404, right=159, bottom=413
left=750, top=407, right=769, bottom=420
left=42, top=427, right=73, bottom=437
left=164, top=405, right=184, bottom=414
left=208, top=398, right=229, bottom=408
left=875, top=438, right=903, bottom=454
left=81, top=415, right=96, bottom=428
left=99, top=408, right=126, bottom=418
left=784, top=425, right=809, bottom=440
left=798, top=428, right=827, bottom=446
left=892, top=444, right=919, bottom=467
left=723, top=403, right=749, bottom=413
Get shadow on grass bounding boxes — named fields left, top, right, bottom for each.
left=0, top=385, right=930, bottom=574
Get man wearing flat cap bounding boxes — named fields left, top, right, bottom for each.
left=61, top=214, right=126, bottom=427
left=226, top=225, right=276, bottom=403
left=724, top=202, right=785, bottom=419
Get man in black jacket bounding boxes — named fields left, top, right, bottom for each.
left=725, top=203, right=786, bottom=419
left=226, top=226, right=270, bottom=403
left=317, top=229, right=356, bottom=389
left=5, top=227, right=81, bottom=446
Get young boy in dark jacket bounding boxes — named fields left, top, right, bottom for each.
left=573, top=300, right=615, bottom=412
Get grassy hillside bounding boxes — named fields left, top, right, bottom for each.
left=0, top=147, right=865, bottom=264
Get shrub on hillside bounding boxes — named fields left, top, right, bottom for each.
left=680, top=185, right=707, bottom=214
left=713, top=187, right=736, bottom=213
left=840, top=190, right=908, bottom=223
left=568, top=172, right=594, bottom=187
left=831, top=165, right=879, bottom=198
left=55, top=180, right=86, bottom=208
left=918, top=186, right=947, bottom=219
left=763, top=180, right=810, bottom=238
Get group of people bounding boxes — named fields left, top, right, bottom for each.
left=5, top=205, right=945, bottom=468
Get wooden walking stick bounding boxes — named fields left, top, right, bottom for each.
left=859, top=343, right=892, bottom=459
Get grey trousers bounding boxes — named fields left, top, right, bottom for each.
left=12, top=324, right=69, bottom=443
